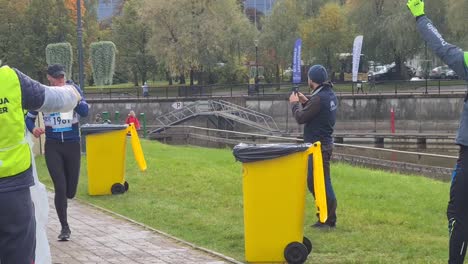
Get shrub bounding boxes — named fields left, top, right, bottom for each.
left=90, top=41, right=116, bottom=85
left=45, top=42, right=73, bottom=80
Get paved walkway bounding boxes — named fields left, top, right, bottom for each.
left=46, top=193, right=237, bottom=264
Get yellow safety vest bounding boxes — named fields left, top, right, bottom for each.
left=0, top=66, right=31, bottom=177
left=465, top=52, right=468, bottom=68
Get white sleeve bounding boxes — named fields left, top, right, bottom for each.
left=36, top=85, right=81, bottom=113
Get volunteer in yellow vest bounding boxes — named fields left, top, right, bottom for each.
left=0, top=63, right=81, bottom=264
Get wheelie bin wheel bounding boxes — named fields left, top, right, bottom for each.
left=124, top=181, right=129, bottom=191
left=284, top=242, right=308, bottom=264
left=111, top=183, right=126, bottom=194
left=303, top=237, right=312, bottom=254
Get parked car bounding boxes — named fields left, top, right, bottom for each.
left=368, top=65, right=388, bottom=81
left=368, top=63, right=415, bottom=82
left=429, top=65, right=451, bottom=79
left=367, top=66, right=387, bottom=79
left=410, top=76, right=424, bottom=81
left=447, top=69, right=459, bottom=79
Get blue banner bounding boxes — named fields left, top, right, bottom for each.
left=292, top=38, right=302, bottom=84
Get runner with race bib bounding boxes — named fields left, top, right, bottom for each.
left=25, top=64, right=89, bottom=241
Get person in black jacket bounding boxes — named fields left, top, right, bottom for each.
left=408, top=0, right=468, bottom=262
left=289, top=65, right=338, bottom=229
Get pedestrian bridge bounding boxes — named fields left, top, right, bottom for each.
left=148, top=100, right=280, bottom=135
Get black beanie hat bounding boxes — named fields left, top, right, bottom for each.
left=308, top=65, right=328, bottom=84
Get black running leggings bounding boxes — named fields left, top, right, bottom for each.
left=45, top=140, right=81, bottom=228
left=448, top=145, right=468, bottom=264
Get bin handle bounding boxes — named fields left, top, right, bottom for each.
left=126, top=123, right=147, bottom=171
left=306, top=141, right=321, bottom=155
left=307, top=141, right=328, bottom=223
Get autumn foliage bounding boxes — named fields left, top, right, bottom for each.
left=64, top=0, right=86, bottom=21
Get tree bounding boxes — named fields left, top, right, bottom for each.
left=447, top=0, right=468, bottom=46
left=0, top=0, right=29, bottom=67
left=142, top=0, right=255, bottom=85
left=81, top=0, right=105, bottom=85
left=346, top=0, right=433, bottom=80
left=64, top=0, right=86, bottom=21
left=113, top=0, right=157, bottom=86
left=140, top=1, right=186, bottom=84
left=205, top=0, right=256, bottom=84
left=297, top=0, right=331, bottom=18
left=300, top=3, right=355, bottom=76
left=260, top=0, right=303, bottom=83
left=22, top=0, right=76, bottom=80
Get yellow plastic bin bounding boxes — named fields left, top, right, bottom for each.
left=81, top=123, right=147, bottom=195
left=233, top=142, right=327, bottom=264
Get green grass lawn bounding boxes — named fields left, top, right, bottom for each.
left=35, top=140, right=449, bottom=263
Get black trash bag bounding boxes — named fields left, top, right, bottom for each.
left=80, top=124, right=128, bottom=154
left=80, top=124, right=128, bottom=135
left=233, top=143, right=312, bottom=163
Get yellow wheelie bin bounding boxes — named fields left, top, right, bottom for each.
left=81, top=123, right=147, bottom=195
left=233, top=142, right=327, bottom=264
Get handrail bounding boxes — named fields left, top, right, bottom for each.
left=83, top=79, right=468, bottom=100
left=156, top=125, right=458, bottom=160
left=208, top=100, right=279, bottom=131
left=151, top=100, right=280, bottom=134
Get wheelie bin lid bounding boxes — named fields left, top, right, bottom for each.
left=233, top=143, right=312, bottom=163
left=81, top=124, right=128, bottom=135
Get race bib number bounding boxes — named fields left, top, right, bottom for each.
left=50, top=112, right=72, bottom=132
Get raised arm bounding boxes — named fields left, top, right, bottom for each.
left=67, top=81, right=89, bottom=117
left=14, top=69, right=81, bottom=112
left=407, top=0, right=468, bottom=80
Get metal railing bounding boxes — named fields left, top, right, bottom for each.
left=154, top=102, right=201, bottom=126
left=83, top=79, right=467, bottom=100
left=155, top=125, right=456, bottom=158
left=150, top=100, right=279, bottom=134
left=151, top=125, right=457, bottom=180
left=209, top=100, right=279, bottom=132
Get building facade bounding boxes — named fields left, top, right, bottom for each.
left=97, top=0, right=124, bottom=22
left=243, top=0, right=276, bottom=16
left=243, top=0, right=277, bottom=29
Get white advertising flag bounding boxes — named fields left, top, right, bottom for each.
left=352, top=35, right=364, bottom=82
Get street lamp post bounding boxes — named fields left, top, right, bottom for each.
left=425, top=42, right=428, bottom=94
left=254, top=39, right=259, bottom=92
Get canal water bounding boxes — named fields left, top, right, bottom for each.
left=152, top=128, right=459, bottom=170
